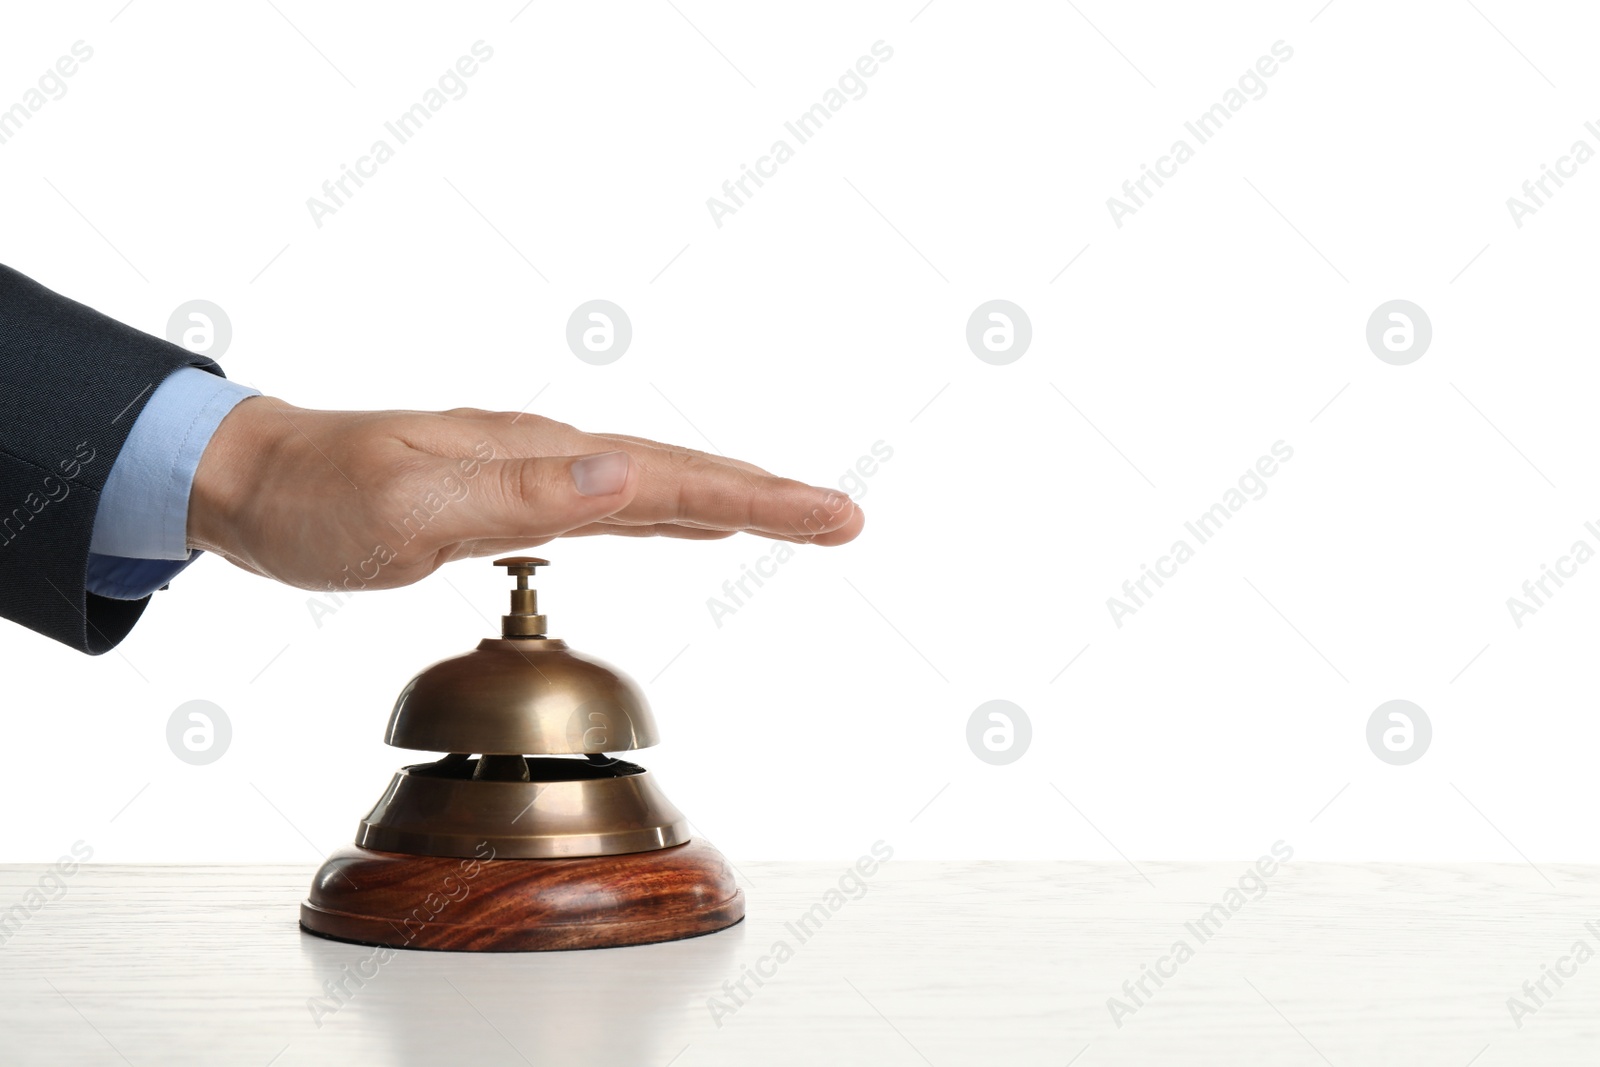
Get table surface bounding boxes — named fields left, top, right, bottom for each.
left=0, top=859, right=1591, bottom=1065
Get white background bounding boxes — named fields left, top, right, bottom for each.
left=1, top=0, right=1596, bottom=868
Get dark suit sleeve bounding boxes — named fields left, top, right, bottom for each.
left=0, top=264, right=224, bottom=653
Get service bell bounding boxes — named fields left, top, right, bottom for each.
left=299, top=557, right=744, bottom=951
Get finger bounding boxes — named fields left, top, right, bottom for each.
left=581, top=513, right=865, bottom=544
left=590, top=433, right=772, bottom=477
left=797, top=501, right=865, bottom=545
left=452, top=507, right=860, bottom=550
left=561, top=522, right=738, bottom=540
left=468, top=418, right=800, bottom=505
left=617, top=450, right=861, bottom=541
left=428, top=522, right=736, bottom=563
left=463, top=417, right=861, bottom=543
left=438, top=501, right=862, bottom=565
left=441, top=450, right=638, bottom=541
left=416, top=413, right=792, bottom=494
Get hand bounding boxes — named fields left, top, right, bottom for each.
left=187, top=397, right=864, bottom=591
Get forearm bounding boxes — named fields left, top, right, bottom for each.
left=0, top=264, right=226, bottom=652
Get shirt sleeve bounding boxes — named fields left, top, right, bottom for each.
left=86, top=366, right=260, bottom=600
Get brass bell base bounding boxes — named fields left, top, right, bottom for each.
left=357, top=756, right=690, bottom=860
left=299, top=839, right=744, bottom=952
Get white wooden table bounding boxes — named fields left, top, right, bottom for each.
left=0, top=860, right=1590, bottom=1065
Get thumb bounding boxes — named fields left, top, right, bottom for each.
left=456, top=450, right=637, bottom=540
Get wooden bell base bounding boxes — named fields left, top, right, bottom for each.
left=300, top=838, right=744, bottom=952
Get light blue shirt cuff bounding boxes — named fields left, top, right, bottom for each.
left=87, top=366, right=260, bottom=599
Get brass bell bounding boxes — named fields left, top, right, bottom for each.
left=299, top=557, right=744, bottom=951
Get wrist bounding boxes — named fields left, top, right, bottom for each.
left=188, top=395, right=290, bottom=555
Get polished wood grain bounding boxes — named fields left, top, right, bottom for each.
left=301, top=839, right=744, bottom=951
